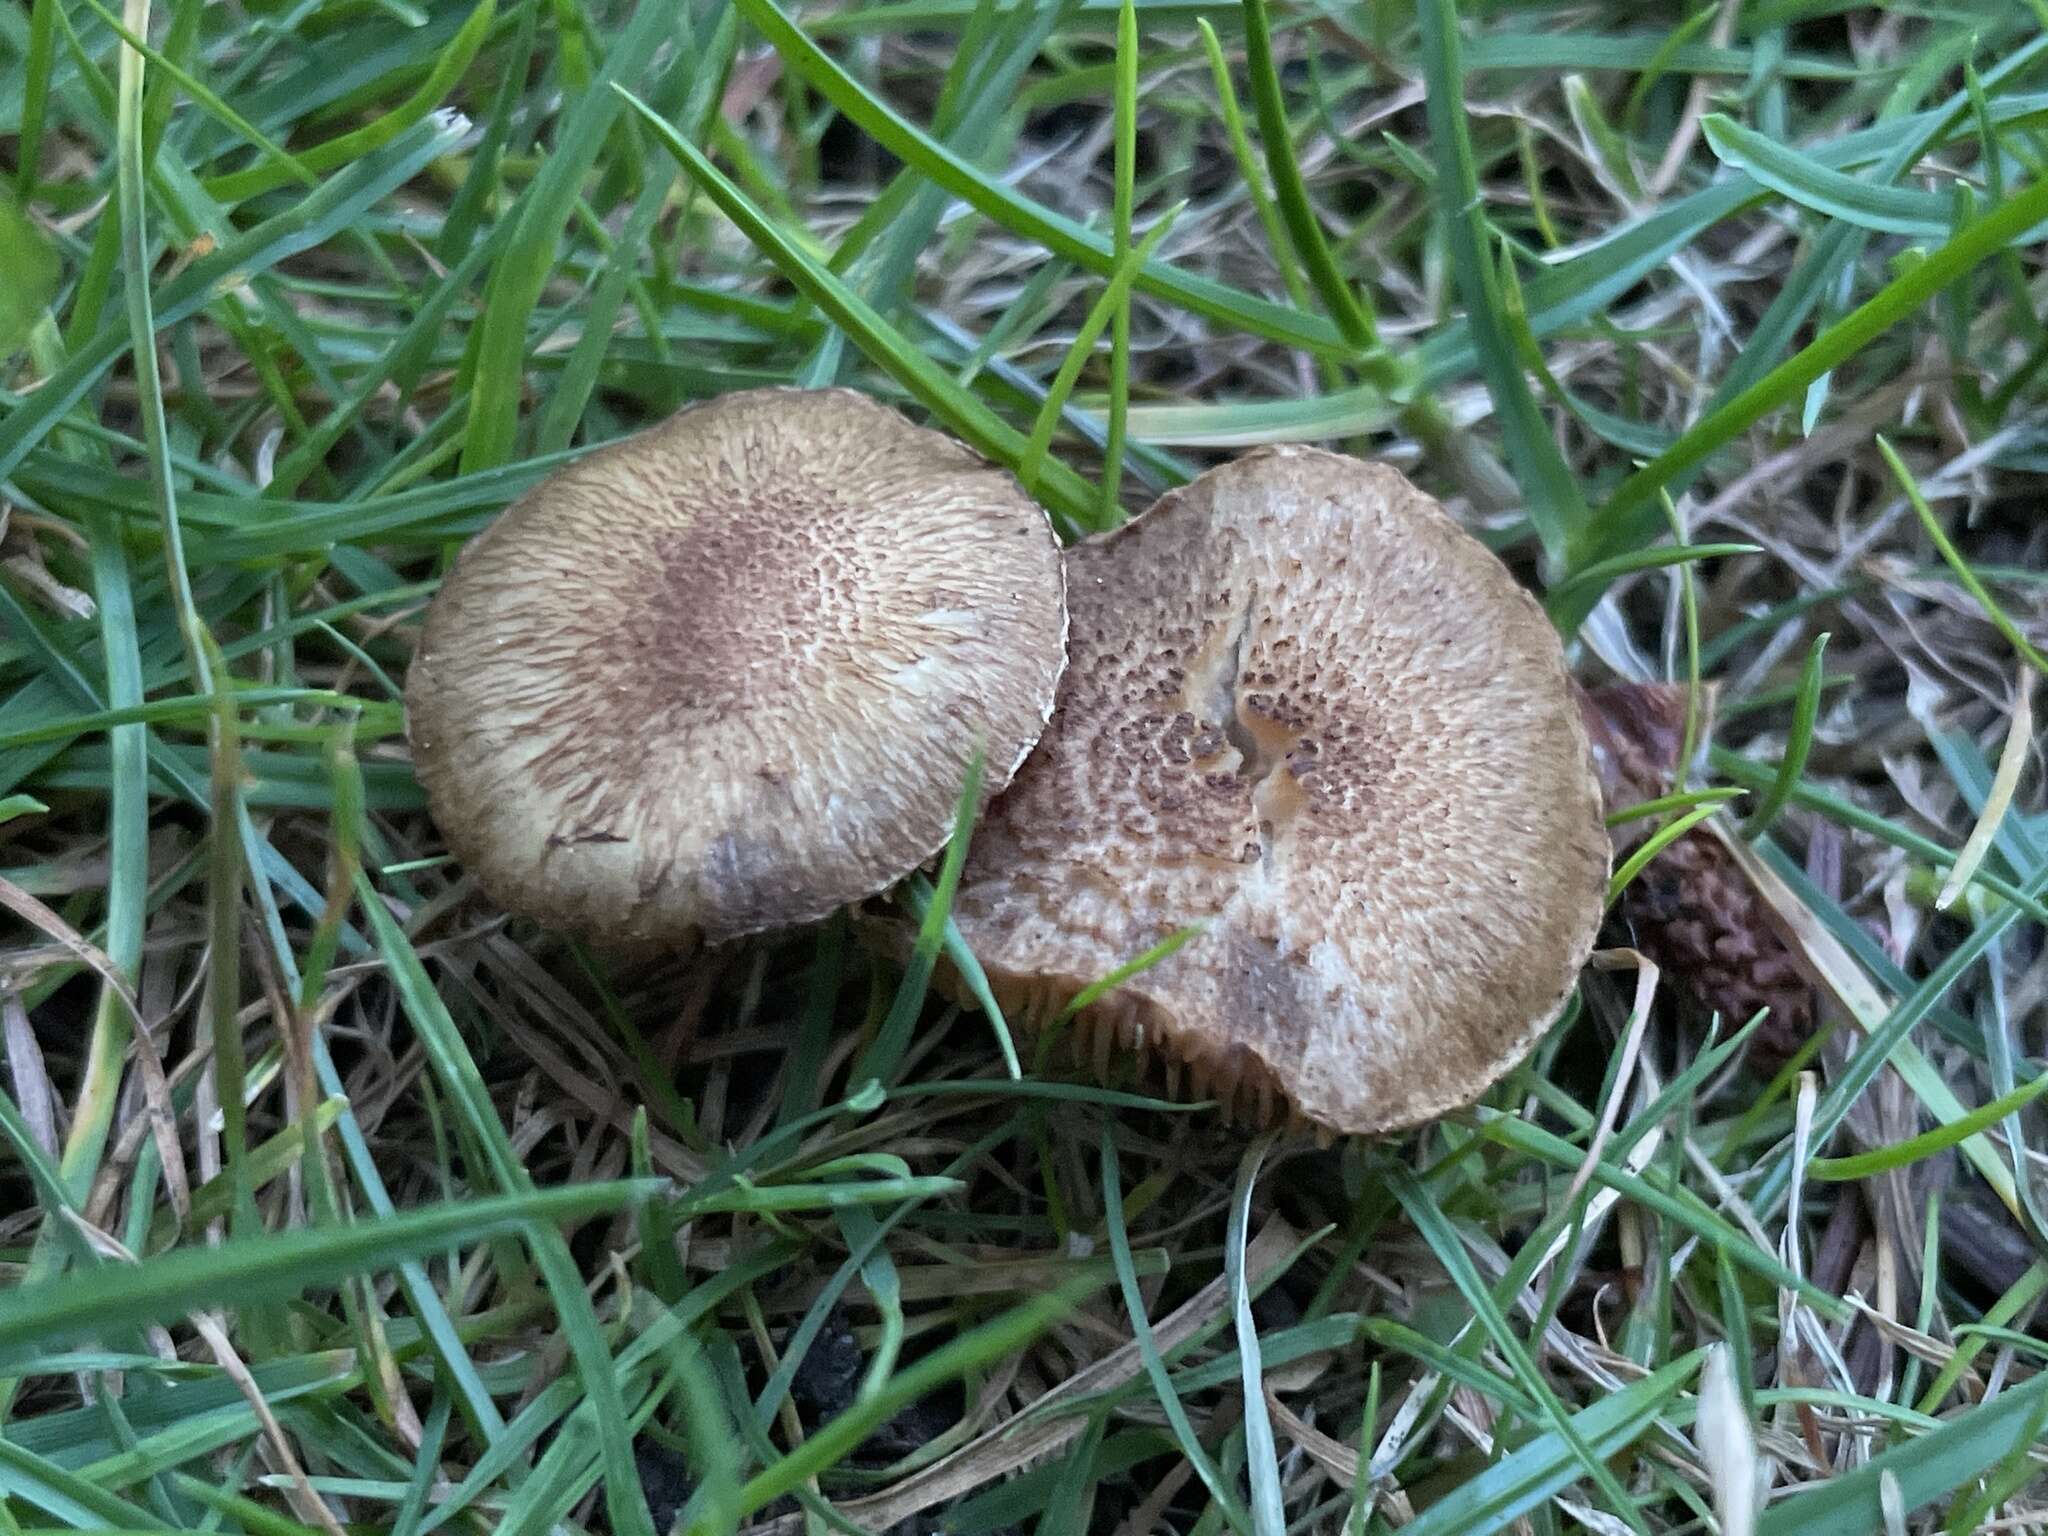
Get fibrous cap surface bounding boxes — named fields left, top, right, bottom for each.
left=407, top=387, right=1069, bottom=947
left=951, top=446, right=1609, bottom=1135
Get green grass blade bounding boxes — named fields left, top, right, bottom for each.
left=727, top=0, right=1343, bottom=357
left=1226, top=1138, right=1284, bottom=1536
left=1415, top=0, right=1587, bottom=568
left=1102, top=1129, right=1255, bottom=1534
left=1237, top=0, right=1379, bottom=355
left=0, top=1185, right=656, bottom=1367
left=12, top=0, right=59, bottom=201
left=853, top=747, right=984, bottom=1086
left=1580, top=170, right=2048, bottom=569
left=0, top=1435, right=168, bottom=1529
left=1702, top=113, right=1953, bottom=236
left=1103, top=0, right=1138, bottom=520
left=1810, top=1068, right=2048, bottom=1183
left=1878, top=435, right=2048, bottom=676
left=1758, top=1373, right=2048, bottom=1535
left=1741, top=632, right=1831, bottom=840
left=459, top=0, right=675, bottom=471
left=1543, top=544, right=1761, bottom=618
left=734, top=1283, right=1086, bottom=1516
left=1396, top=1351, right=1703, bottom=1536
left=354, top=873, right=657, bottom=1536
left=1387, top=1166, right=1651, bottom=1535
left=0, top=186, right=58, bottom=355
left=0, top=117, right=467, bottom=483
left=621, top=84, right=1101, bottom=528
left=1019, top=206, right=1182, bottom=503
left=1608, top=805, right=1723, bottom=906
left=205, top=0, right=496, bottom=204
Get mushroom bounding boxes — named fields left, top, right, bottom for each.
left=406, top=387, right=1068, bottom=948
left=946, top=446, right=1610, bottom=1136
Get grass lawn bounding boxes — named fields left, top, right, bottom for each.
left=3, top=0, right=2048, bottom=1531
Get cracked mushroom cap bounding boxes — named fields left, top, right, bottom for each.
left=948, top=446, right=1609, bottom=1136
left=406, top=387, right=1068, bottom=948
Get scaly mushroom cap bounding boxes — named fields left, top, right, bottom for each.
left=406, top=388, right=1068, bottom=948
left=949, top=446, right=1609, bottom=1135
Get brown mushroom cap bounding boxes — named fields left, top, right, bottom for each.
left=406, top=387, right=1068, bottom=948
left=947, top=445, right=1609, bottom=1135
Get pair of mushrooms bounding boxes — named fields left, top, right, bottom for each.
left=407, top=389, right=1610, bottom=1137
